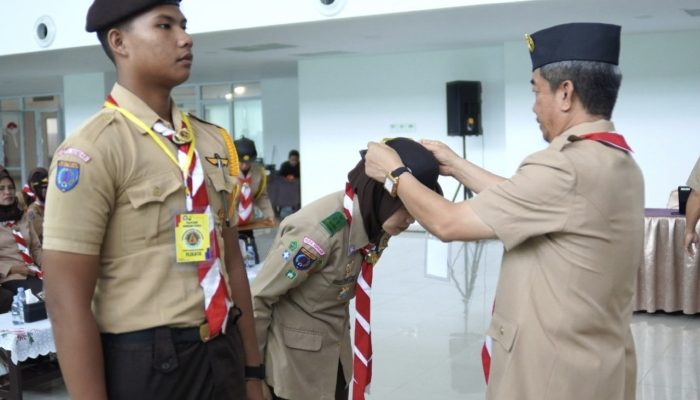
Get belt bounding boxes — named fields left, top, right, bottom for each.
left=102, top=323, right=213, bottom=344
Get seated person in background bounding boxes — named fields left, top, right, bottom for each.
left=252, top=138, right=442, bottom=400
left=278, top=149, right=299, bottom=181
left=21, top=167, right=49, bottom=243
left=0, top=167, right=42, bottom=295
left=235, top=137, right=276, bottom=263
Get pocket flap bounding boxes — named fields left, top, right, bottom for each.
left=486, top=313, right=518, bottom=353
left=126, top=172, right=182, bottom=209
left=208, top=172, right=236, bottom=193
left=282, top=326, right=323, bottom=351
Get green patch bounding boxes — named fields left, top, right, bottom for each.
left=285, top=269, right=297, bottom=280
left=289, top=240, right=298, bottom=251
left=320, top=211, right=347, bottom=237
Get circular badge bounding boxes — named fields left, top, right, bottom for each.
left=182, top=228, right=203, bottom=249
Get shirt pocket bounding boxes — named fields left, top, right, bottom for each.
left=125, top=172, right=182, bottom=243
left=487, top=313, right=519, bottom=353
left=282, top=326, right=323, bottom=352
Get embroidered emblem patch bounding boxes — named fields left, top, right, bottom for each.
left=288, top=240, right=298, bottom=251
left=55, top=161, right=80, bottom=192
left=282, top=249, right=291, bottom=261
left=285, top=269, right=297, bottom=280
left=304, top=236, right=326, bottom=256
left=293, top=247, right=318, bottom=271
left=205, top=156, right=230, bottom=167
left=56, top=147, right=92, bottom=162
left=320, top=211, right=347, bottom=236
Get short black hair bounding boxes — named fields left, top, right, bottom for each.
left=288, top=150, right=299, bottom=158
left=96, top=19, right=132, bottom=64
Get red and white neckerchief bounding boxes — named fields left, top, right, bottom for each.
left=579, top=131, right=633, bottom=153
left=480, top=131, right=632, bottom=383
left=344, top=182, right=380, bottom=400
left=22, top=185, right=44, bottom=208
left=22, top=184, right=35, bottom=200
left=3, top=221, right=42, bottom=278
left=237, top=175, right=254, bottom=225
left=104, top=97, right=231, bottom=338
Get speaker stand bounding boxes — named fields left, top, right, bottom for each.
left=451, top=135, right=474, bottom=202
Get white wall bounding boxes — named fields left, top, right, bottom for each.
left=299, top=29, right=700, bottom=209
left=299, top=46, right=505, bottom=204
left=261, top=77, right=300, bottom=169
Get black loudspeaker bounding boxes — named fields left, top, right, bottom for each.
left=678, top=186, right=692, bottom=215
left=446, top=81, right=482, bottom=136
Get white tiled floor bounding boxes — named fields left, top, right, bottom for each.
left=23, top=231, right=700, bottom=399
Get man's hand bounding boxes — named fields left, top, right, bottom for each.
left=364, top=141, right=403, bottom=182
left=685, top=230, right=699, bottom=257
left=420, top=139, right=461, bottom=177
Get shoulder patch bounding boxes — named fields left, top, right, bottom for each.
left=55, top=161, right=80, bottom=192
left=293, top=247, right=318, bottom=271
left=320, top=211, right=347, bottom=237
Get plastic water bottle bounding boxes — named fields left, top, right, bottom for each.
left=11, top=287, right=25, bottom=325
left=245, top=244, right=256, bottom=268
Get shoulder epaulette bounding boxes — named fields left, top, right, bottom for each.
left=187, top=113, right=225, bottom=130
left=320, top=211, right=347, bottom=237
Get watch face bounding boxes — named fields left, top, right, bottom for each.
left=384, top=176, right=394, bottom=194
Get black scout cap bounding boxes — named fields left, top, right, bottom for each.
left=86, top=0, right=181, bottom=32
left=525, top=22, right=621, bottom=71
left=234, top=138, right=258, bottom=162
left=385, top=137, right=442, bottom=195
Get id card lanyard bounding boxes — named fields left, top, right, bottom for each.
left=105, top=102, right=211, bottom=263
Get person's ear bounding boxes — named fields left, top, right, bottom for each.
left=557, top=80, right=575, bottom=112
left=108, top=28, right=128, bottom=59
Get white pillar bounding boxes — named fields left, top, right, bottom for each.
left=63, top=72, right=114, bottom=137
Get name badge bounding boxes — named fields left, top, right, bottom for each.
left=175, top=213, right=211, bottom=263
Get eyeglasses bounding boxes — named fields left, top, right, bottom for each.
left=0, top=186, right=15, bottom=192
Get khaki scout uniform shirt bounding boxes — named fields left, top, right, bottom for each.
left=0, top=219, right=42, bottom=283
left=236, top=163, right=275, bottom=223
left=252, top=191, right=370, bottom=400
left=471, top=120, right=643, bottom=400
left=686, top=156, right=700, bottom=191
left=22, top=202, right=44, bottom=243
left=43, top=84, right=237, bottom=334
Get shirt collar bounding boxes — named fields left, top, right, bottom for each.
left=109, top=83, right=184, bottom=134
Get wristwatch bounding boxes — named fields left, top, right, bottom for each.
left=384, top=166, right=411, bottom=197
left=245, top=364, right=266, bottom=380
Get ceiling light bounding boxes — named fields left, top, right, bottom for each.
left=234, top=86, right=246, bottom=95
left=224, top=93, right=234, bottom=101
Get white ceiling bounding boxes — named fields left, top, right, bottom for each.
left=1, top=0, right=699, bottom=97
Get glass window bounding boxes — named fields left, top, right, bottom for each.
left=202, top=84, right=231, bottom=100
left=204, top=103, right=232, bottom=133
left=234, top=98, right=263, bottom=159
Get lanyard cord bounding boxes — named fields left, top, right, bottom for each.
left=104, top=102, right=196, bottom=191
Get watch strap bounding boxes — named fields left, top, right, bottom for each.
left=245, top=364, right=266, bottom=380
left=390, top=166, right=411, bottom=178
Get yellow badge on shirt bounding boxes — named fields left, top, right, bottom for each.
left=175, top=213, right=211, bottom=263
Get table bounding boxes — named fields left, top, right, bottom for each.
left=0, top=312, right=61, bottom=399
left=634, top=208, right=700, bottom=314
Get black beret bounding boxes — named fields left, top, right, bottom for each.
left=385, top=138, right=442, bottom=195
left=86, top=0, right=181, bottom=32
left=526, top=23, right=621, bottom=71
left=234, top=138, right=258, bottom=162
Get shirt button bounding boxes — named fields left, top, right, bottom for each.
left=161, top=362, right=170, bottom=369
left=153, top=187, right=162, bottom=196
left=499, top=326, right=505, bottom=335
